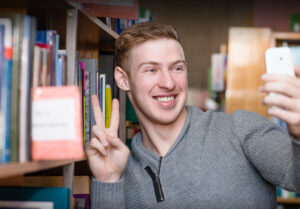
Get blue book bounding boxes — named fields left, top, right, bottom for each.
left=0, top=18, right=13, bottom=163
left=99, top=74, right=103, bottom=110
left=55, top=34, right=60, bottom=86
left=0, top=187, right=70, bottom=209
left=116, top=18, right=122, bottom=35
left=0, top=25, right=4, bottom=106
left=36, top=30, right=57, bottom=86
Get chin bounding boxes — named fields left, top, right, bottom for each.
left=151, top=107, right=185, bottom=125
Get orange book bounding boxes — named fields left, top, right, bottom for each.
left=31, top=86, right=84, bottom=160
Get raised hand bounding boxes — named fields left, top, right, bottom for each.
left=260, top=66, right=300, bottom=139
left=87, top=95, right=130, bottom=182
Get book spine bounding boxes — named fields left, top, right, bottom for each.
left=84, top=71, right=90, bottom=148
left=105, top=84, right=112, bottom=128
left=19, top=16, right=36, bottom=163
left=10, top=15, right=22, bottom=162
left=0, top=18, right=13, bottom=162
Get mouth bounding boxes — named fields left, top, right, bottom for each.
left=153, top=94, right=177, bottom=106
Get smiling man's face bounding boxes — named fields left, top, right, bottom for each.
left=126, top=38, right=188, bottom=125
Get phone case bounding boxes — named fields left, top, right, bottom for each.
left=265, top=47, right=295, bottom=76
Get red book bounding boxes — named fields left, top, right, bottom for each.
left=31, top=86, right=84, bottom=160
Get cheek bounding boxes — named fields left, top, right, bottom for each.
left=175, top=75, right=188, bottom=89
left=131, top=79, right=153, bottom=96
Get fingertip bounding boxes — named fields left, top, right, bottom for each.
left=112, top=98, right=120, bottom=107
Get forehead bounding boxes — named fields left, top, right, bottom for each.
left=129, top=39, right=185, bottom=66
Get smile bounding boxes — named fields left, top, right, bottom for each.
left=154, top=96, right=176, bottom=102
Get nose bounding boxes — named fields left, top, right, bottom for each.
left=158, top=71, right=176, bottom=90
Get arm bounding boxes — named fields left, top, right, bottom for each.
left=88, top=95, right=130, bottom=208
left=233, top=110, right=300, bottom=191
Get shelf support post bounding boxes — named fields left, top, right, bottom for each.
left=66, top=8, right=78, bottom=85
left=63, top=162, right=75, bottom=209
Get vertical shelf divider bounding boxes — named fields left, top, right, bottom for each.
left=66, top=8, right=78, bottom=85
left=63, top=162, right=75, bottom=209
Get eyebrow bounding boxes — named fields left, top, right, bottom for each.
left=137, top=60, right=186, bottom=70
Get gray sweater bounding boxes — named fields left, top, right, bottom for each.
left=91, top=106, right=300, bottom=209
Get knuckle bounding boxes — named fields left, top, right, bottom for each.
left=291, top=115, right=300, bottom=125
left=91, top=125, right=98, bottom=134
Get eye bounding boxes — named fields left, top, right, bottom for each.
left=145, top=68, right=156, bottom=73
left=173, top=66, right=184, bottom=71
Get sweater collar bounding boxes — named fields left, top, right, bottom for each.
left=130, top=106, right=193, bottom=171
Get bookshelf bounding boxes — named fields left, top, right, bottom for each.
left=0, top=0, right=125, bottom=208
left=277, top=198, right=300, bottom=204
left=0, top=159, right=84, bottom=180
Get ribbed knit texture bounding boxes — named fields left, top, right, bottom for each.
left=91, top=106, right=300, bottom=209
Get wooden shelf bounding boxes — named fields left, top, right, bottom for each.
left=0, top=159, right=85, bottom=179
left=66, top=1, right=119, bottom=41
left=277, top=198, right=300, bottom=204
left=271, top=32, right=300, bottom=47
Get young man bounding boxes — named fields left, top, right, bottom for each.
left=87, top=22, right=300, bottom=209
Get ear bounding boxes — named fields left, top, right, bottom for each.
left=114, top=66, right=130, bottom=91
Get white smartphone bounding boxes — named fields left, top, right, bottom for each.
left=264, top=47, right=295, bottom=129
left=265, top=47, right=295, bottom=76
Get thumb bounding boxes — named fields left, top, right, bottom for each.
left=295, top=65, right=300, bottom=78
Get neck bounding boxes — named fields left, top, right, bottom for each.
left=140, top=107, right=187, bottom=156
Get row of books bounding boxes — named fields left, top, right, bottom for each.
left=98, top=8, right=153, bottom=35
left=0, top=14, right=84, bottom=163
left=277, top=187, right=300, bottom=199
left=0, top=15, right=37, bottom=163
left=0, top=13, right=117, bottom=163
left=78, top=56, right=116, bottom=149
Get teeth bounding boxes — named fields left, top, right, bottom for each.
left=156, top=96, right=174, bottom=102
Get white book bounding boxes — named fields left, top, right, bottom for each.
left=0, top=200, right=53, bottom=209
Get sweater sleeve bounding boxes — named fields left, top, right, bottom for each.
left=232, top=110, right=300, bottom=191
left=91, top=177, right=125, bottom=209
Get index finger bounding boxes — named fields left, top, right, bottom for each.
left=261, top=73, right=299, bottom=86
left=91, top=95, right=105, bottom=128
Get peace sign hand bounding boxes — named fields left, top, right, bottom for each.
left=87, top=95, right=130, bottom=182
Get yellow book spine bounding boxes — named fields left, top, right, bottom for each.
left=105, top=84, right=112, bottom=128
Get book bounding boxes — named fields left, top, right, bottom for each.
left=73, top=194, right=90, bottom=209
left=99, top=74, right=106, bottom=122
left=31, top=86, right=84, bottom=160
left=83, top=0, right=139, bottom=20
left=211, top=53, right=227, bottom=92
left=105, top=84, right=112, bottom=128
left=98, top=53, right=119, bottom=99
left=57, top=50, right=67, bottom=86
left=83, top=70, right=90, bottom=148
left=36, top=30, right=57, bottom=86
left=0, top=17, right=13, bottom=163
left=0, top=186, right=69, bottom=209
left=0, top=24, right=5, bottom=162
left=79, top=59, right=98, bottom=127
left=19, top=16, right=36, bottom=163
left=9, top=14, right=23, bottom=162
left=0, top=200, right=53, bottom=209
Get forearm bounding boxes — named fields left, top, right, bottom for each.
left=91, top=177, right=125, bottom=209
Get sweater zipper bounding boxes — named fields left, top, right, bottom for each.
left=157, top=157, right=164, bottom=201
left=145, top=156, right=165, bottom=202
